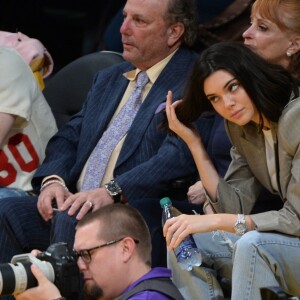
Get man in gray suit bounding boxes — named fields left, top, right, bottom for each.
left=0, top=0, right=219, bottom=270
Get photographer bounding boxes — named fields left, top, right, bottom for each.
left=14, top=204, right=183, bottom=300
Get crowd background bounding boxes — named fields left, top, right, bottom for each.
left=0, top=1, right=125, bottom=72
left=0, top=0, right=251, bottom=73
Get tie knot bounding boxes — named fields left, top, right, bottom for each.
left=136, top=71, right=149, bottom=88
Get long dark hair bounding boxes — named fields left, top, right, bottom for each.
left=175, top=42, right=299, bottom=130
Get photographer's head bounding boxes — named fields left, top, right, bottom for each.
left=74, top=204, right=152, bottom=300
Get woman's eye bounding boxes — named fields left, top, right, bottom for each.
left=229, top=83, right=239, bottom=92
left=258, top=24, right=268, bottom=31
left=208, top=96, right=218, bottom=103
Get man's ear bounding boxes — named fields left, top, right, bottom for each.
left=167, top=23, right=185, bottom=47
left=287, top=37, right=300, bottom=55
left=121, top=237, right=136, bottom=262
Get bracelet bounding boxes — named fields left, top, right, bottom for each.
left=41, top=175, right=64, bottom=186
left=40, top=179, right=68, bottom=192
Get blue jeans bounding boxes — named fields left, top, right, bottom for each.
left=168, top=231, right=300, bottom=300
left=0, top=187, right=29, bottom=198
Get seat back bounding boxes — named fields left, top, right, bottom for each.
left=43, top=50, right=124, bottom=129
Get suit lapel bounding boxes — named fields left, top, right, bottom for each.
left=116, top=48, right=195, bottom=167
left=80, top=65, right=132, bottom=162
left=239, top=124, right=276, bottom=192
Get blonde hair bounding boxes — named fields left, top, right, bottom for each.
left=252, top=0, right=300, bottom=32
left=252, top=0, right=300, bottom=78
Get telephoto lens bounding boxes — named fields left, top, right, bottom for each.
left=0, top=254, right=54, bottom=296
left=0, top=242, right=79, bottom=298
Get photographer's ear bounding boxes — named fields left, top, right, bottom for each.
left=121, top=237, right=136, bottom=262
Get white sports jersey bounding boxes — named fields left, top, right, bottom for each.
left=0, top=47, right=57, bottom=191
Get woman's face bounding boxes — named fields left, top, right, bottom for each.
left=204, top=70, right=260, bottom=126
left=243, top=13, right=293, bottom=68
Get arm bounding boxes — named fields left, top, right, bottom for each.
left=0, top=112, right=15, bottom=145
left=163, top=213, right=256, bottom=250
left=0, top=49, right=36, bottom=145
left=165, top=91, right=220, bottom=200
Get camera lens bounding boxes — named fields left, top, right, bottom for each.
left=0, top=261, right=37, bottom=295
left=0, top=254, right=55, bottom=296
left=0, top=243, right=78, bottom=298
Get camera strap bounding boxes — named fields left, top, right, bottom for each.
left=115, top=277, right=184, bottom=300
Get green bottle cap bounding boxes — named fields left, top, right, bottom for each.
left=160, top=197, right=172, bottom=207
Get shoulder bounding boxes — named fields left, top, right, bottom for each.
left=130, top=291, right=171, bottom=299
left=0, top=46, right=36, bottom=89
left=170, top=47, right=198, bottom=68
left=174, top=47, right=198, bottom=60
left=277, top=94, right=300, bottom=149
left=279, top=94, right=300, bottom=125
left=93, top=61, right=133, bottom=83
left=0, top=46, right=29, bottom=72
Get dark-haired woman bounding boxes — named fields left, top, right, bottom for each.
left=163, top=42, right=300, bottom=299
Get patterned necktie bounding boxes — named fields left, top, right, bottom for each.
left=81, top=71, right=149, bottom=191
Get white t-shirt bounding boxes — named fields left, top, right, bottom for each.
left=0, top=47, right=57, bottom=191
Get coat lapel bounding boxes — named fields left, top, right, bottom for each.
left=116, top=48, right=195, bottom=167
left=239, top=123, right=277, bottom=193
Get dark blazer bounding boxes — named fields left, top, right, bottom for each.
left=33, top=48, right=213, bottom=201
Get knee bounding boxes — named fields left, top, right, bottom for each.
left=233, top=231, right=263, bottom=258
left=52, top=210, right=77, bottom=226
left=0, top=196, right=32, bottom=219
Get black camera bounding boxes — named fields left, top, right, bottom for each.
left=0, top=242, right=79, bottom=298
left=261, top=286, right=300, bottom=300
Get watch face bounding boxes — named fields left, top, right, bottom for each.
left=107, top=181, right=122, bottom=196
left=236, top=223, right=245, bottom=231
left=235, top=221, right=246, bottom=235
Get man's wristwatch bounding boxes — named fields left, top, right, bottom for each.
left=105, top=179, right=122, bottom=203
left=234, top=214, right=247, bottom=236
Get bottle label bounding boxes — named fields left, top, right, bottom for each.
left=174, top=236, right=197, bottom=259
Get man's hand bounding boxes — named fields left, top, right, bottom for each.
left=14, top=264, right=61, bottom=300
left=37, top=183, right=72, bottom=221
left=60, top=187, right=114, bottom=220
left=187, top=181, right=207, bottom=205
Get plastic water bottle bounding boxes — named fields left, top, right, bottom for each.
left=160, top=197, right=202, bottom=271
